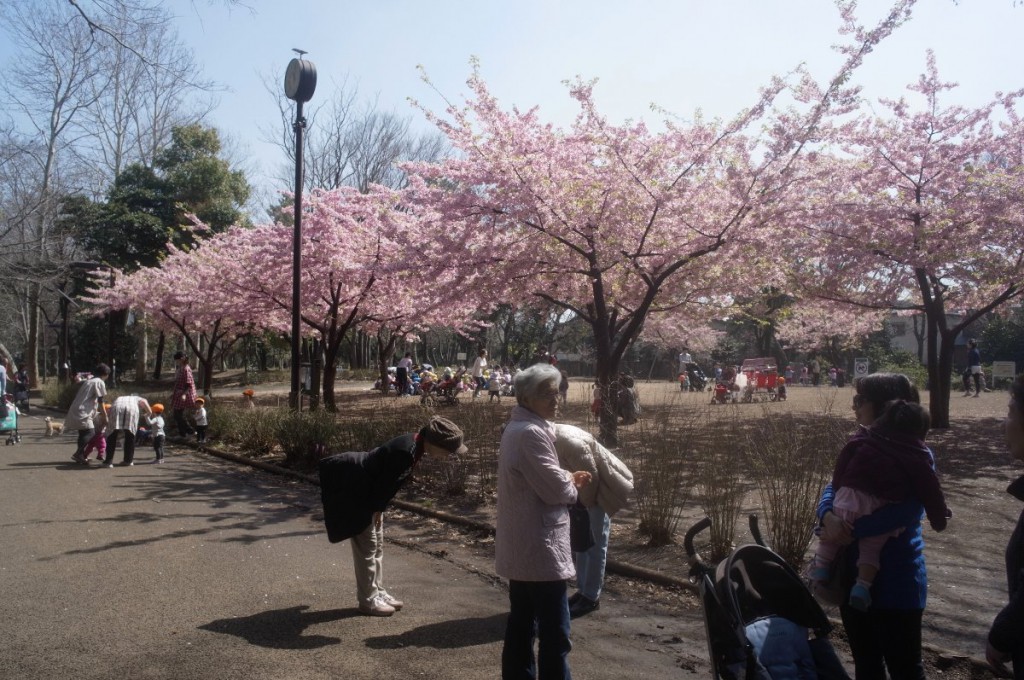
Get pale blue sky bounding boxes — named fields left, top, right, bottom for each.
left=10, top=1, right=1024, bottom=208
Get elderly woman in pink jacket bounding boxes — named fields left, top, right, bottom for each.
left=496, top=363, right=592, bottom=680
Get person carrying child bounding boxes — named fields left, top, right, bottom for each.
left=150, top=403, right=166, bottom=463
left=810, top=397, right=950, bottom=612
left=193, top=397, right=208, bottom=443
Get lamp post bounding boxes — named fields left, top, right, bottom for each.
left=284, top=51, right=317, bottom=411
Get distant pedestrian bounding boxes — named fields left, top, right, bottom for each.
left=150, top=403, right=167, bottom=463
left=488, top=369, right=504, bottom=403
left=193, top=398, right=208, bottom=443
left=963, top=339, right=985, bottom=397
left=810, top=357, right=822, bottom=386
left=105, top=395, right=153, bottom=467
left=558, top=370, right=569, bottom=406
left=396, top=352, right=413, bottom=396
left=65, top=364, right=109, bottom=465
left=471, top=349, right=488, bottom=398
left=171, top=351, right=197, bottom=436
left=82, top=404, right=110, bottom=463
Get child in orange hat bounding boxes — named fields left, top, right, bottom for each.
left=150, top=403, right=166, bottom=463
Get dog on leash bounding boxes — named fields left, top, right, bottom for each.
left=44, top=417, right=64, bottom=437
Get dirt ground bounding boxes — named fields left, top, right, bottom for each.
left=195, top=374, right=1020, bottom=677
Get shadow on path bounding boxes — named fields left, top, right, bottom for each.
left=364, top=613, right=506, bottom=649
left=199, top=605, right=355, bottom=649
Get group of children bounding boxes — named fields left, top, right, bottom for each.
left=79, top=398, right=209, bottom=464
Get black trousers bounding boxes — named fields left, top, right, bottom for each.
left=173, top=408, right=194, bottom=436
left=106, top=429, right=136, bottom=465
left=840, top=605, right=925, bottom=680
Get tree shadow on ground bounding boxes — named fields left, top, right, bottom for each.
left=199, top=605, right=355, bottom=649
left=364, top=613, right=506, bottom=649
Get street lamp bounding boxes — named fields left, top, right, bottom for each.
left=284, top=50, right=317, bottom=411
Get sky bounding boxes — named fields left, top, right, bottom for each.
left=10, top=1, right=1024, bottom=212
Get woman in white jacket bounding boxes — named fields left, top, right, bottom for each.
left=496, top=363, right=591, bottom=680
left=553, top=423, right=634, bottom=617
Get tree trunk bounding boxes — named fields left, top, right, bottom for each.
left=322, top=345, right=339, bottom=412
left=931, top=331, right=955, bottom=430
left=135, top=314, right=148, bottom=382
left=153, top=331, right=166, bottom=380
left=27, top=284, right=41, bottom=389
left=308, top=338, right=322, bottom=411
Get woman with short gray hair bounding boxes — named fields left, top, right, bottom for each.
left=498, top=361, right=591, bottom=679
left=514, top=363, right=563, bottom=406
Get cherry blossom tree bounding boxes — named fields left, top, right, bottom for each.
left=87, top=246, right=256, bottom=394
left=789, top=53, right=1024, bottom=427
left=407, top=2, right=916, bottom=444
left=93, top=184, right=488, bottom=410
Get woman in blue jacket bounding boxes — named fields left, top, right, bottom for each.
left=816, top=373, right=931, bottom=679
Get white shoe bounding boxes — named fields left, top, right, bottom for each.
left=379, top=592, right=404, bottom=610
left=358, top=595, right=396, bottom=617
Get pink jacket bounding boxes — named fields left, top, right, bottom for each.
left=495, top=407, right=578, bottom=582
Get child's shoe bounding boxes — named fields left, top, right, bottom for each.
left=849, top=582, right=872, bottom=612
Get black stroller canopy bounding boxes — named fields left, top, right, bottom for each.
left=716, top=544, right=832, bottom=634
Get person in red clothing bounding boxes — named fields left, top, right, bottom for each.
left=170, top=351, right=197, bottom=437
left=811, top=398, right=950, bottom=612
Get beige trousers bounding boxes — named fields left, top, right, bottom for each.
left=350, top=515, right=385, bottom=606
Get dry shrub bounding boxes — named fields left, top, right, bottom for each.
left=744, top=406, right=848, bottom=567
left=696, top=418, right=746, bottom=562
left=275, top=410, right=342, bottom=468
left=631, top=399, right=697, bottom=547
left=215, top=407, right=282, bottom=456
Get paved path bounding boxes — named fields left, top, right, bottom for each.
left=0, top=412, right=708, bottom=680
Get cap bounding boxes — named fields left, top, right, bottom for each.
left=242, top=389, right=255, bottom=397
left=195, top=397, right=205, bottom=404
left=173, top=351, right=186, bottom=360
left=423, top=416, right=468, bottom=455
left=151, top=403, right=164, bottom=413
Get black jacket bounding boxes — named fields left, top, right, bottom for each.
left=989, top=475, right=1024, bottom=679
left=318, top=434, right=416, bottom=543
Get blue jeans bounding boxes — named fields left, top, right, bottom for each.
left=502, top=580, right=572, bottom=680
left=574, top=506, right=610, bottom=601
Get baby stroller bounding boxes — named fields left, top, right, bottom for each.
left=684, top=516, right=849, bottom=680
left=421, top=369, right=464, bottom=407
left=1, top=395, right=21, bottom=445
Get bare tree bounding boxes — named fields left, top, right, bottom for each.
left=0, top=1, right=106, bottom=387
left=262, top=75, right=450, bottom=196
left=74, top=2, right=217, bottom=191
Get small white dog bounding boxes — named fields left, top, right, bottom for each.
left=44, top=417, right=64, bottom=437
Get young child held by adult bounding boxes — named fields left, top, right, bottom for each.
left=193, top=397, right=208, bottom=444
left=81, top=403, right=109, bottom=464
left=150, top=403, right=166, bottom=463
left=810, top=399, right=950, bottom=611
